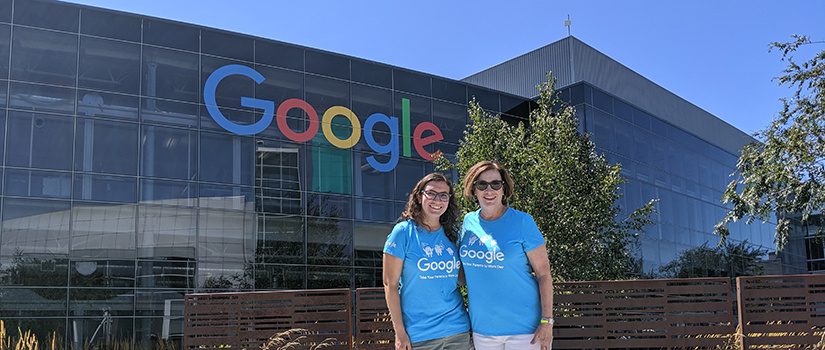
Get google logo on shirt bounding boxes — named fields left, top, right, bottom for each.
left=204, top=64, right=445, bottom=172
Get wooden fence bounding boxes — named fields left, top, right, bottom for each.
left=183, top=274, right=825, bottom=349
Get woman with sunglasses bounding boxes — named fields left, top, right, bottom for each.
left=383, top=173, right=471, bottom=350
left=460, top=161, right=554, bottom=350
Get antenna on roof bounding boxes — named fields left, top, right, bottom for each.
left=564, top=14, right=571, bottom=36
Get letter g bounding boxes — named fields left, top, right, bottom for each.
left=204, top=64, right=274, bottom=135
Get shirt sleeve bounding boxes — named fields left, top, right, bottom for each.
left=521, top=212, right=546, bottom=252
left=383, top=220, right=409, bottom=259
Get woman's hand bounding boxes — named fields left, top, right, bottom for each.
left=531, top=323, right=553, bottom=349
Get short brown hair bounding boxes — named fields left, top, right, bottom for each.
left=462, top=161, right=515, bottom=206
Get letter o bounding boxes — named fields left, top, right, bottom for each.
left=276, top=98, right=319, bottom=143
left=322, top=106, right=361, bottom=148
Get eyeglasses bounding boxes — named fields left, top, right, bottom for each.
left=474, top=180, right=504, bottom=191
left=421, top=190, right=451, bottom=202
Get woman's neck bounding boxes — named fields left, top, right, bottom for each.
left=421, top=216, right=441, bottom=231
left=479, top=205, right=507, bottom=221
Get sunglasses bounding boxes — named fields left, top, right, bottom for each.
left=421, top=190, right=452, bottom=202
left=474, top=180, right=504, bottom=191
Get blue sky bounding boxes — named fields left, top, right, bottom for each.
left=64, top=0, right=824, bottom=136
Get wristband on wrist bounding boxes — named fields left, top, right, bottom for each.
left=540, top=316, right=554, bottom=325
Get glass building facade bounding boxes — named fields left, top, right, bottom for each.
left=0, top=0, right=810, bottom=347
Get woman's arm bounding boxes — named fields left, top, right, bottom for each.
left=526, top=245, right=554, bottom=349
left=383, top=253, right=412, bottom=350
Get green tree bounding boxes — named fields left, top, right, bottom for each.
left=715, top=35, right=825, bottom=249
left=658, top=241, right=767, bottom=279
left=436, top=75, right=656, bottom=281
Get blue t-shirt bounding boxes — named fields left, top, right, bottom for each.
left=460, top=208, right=546, bottom=336
left=383, top=220, right=470, bottom=342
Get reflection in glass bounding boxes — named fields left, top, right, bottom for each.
left=1, top=197, right=71, bottom=257
left=13, top=0, right=78, bottom=32
left=141, top=125, right=198, bottom=180
left=4, top=168, right=71, bottom=199
left=200, top=132, right=254, bottom=185
left=136, top=259, right=195, bottom=289
left=307, top=266, right=351, bottom=289
left=8, top=82, right=75, bottom=114
left=71, top=203, right=136, bottom=259
left=137, top=205, right=197, bottom=259
left=394, top=69, right=430, bottom=97
left=197, top=209, right=255, bottom=290
left=11, top=27, right=77, bottom=86
left=73, top=174, right=136, bottom=203
left=140, top=179, right=196, bottom=205
left=354, top=152, right=394, bottom=200
left=75, top=118, right=138, bottom=175
left=79, top=37, right=140, bottom=94
left=354, top=222, right=391, bottom=267
left=257, top=215, right=304, bottom=264
left=307, top=216, right=352, bottom=266
left=305, top=50, right=349, bottom=80
left=71, top=260, right=136, bottom=289
left=7, top=111, right=73, bottom=170
left=351, top=60, right=391, bottom=88
left=78, top=90, right=139, bottom=120
left=142, top=46, right=199, bottom=103
left=253, top=264, right=306, bottom=290
left=0, top=288, right=67, bottom=316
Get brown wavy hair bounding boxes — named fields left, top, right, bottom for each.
left=463, top=160, right=516, bottom=206
left=400, top=173, right=460, bottom=244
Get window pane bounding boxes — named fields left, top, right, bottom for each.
left=140, top=179, right=196, bottom=205
left=354, top=152, right=394, bottom=199
left=255, top=40, right=303, bottom=71
left=137, top=205, right=197, bottom=259
left=1, top=198, right=71, bottom=257
left=198, top=183, right=254, bottom=210
left=71, top=203, right=136, bottom=259
left=467, top=86, right=498, bottom=111
left=307, top=217, right=353, bottom=266
left=394, top=159, right=425, bottom=201
left=141, top=99, right=198, bottom=128
left=4, top=168, right=71, bottom=199
left=197, top=209, right=255, bottom=283
left=351, top=60, right=391, bottom=88
left=202, top=30, right=253, bottom=62
left=0, top=0, right=9, bottom=23
left=136, top=260, right=195, bottom=289
left=73, top=174, right=137, bottom=203
left=257, top=215, right=305, bottom=264
left=199, top=132, right=254, bottom=185
left=432, top=78, right=466, bottom=104
left=253, top=65, right=304, bottom=140
left=75, top=118, right=138, bottom=175
left=79, top=37, right=140, bottom=94
left=11, top=27, right=77, bottom=86
left=354, top=222, right=391, bottom=267
left=143, top=19, right=199, bottom=52
left=13, top=0, right=78, bottom=32
left=141, top=125, right=198, bottom=180
left=7, top=111, right=74, bottom=170
left=8, top=82, right=76, bottom=114
left=253, top=264, right=305, bottom=290
left=80, top=8, right=141, bottom=42
left=308, top=266, right=351, bottom=289
left=78, top=90, right=139, bottom=121
left=305, top=50, right=349, bottom=80
left=0, top=23, right=9, bottom=79
left=432, top=101, right=466, bottom=149
left=394, top=69, right=430, bottom=96
left=142, top=46, right=199, bottom=103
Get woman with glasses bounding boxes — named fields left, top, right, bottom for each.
left=460, top=161, right=554, bottom=350
left=383, top=172, right=471, bottom=350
